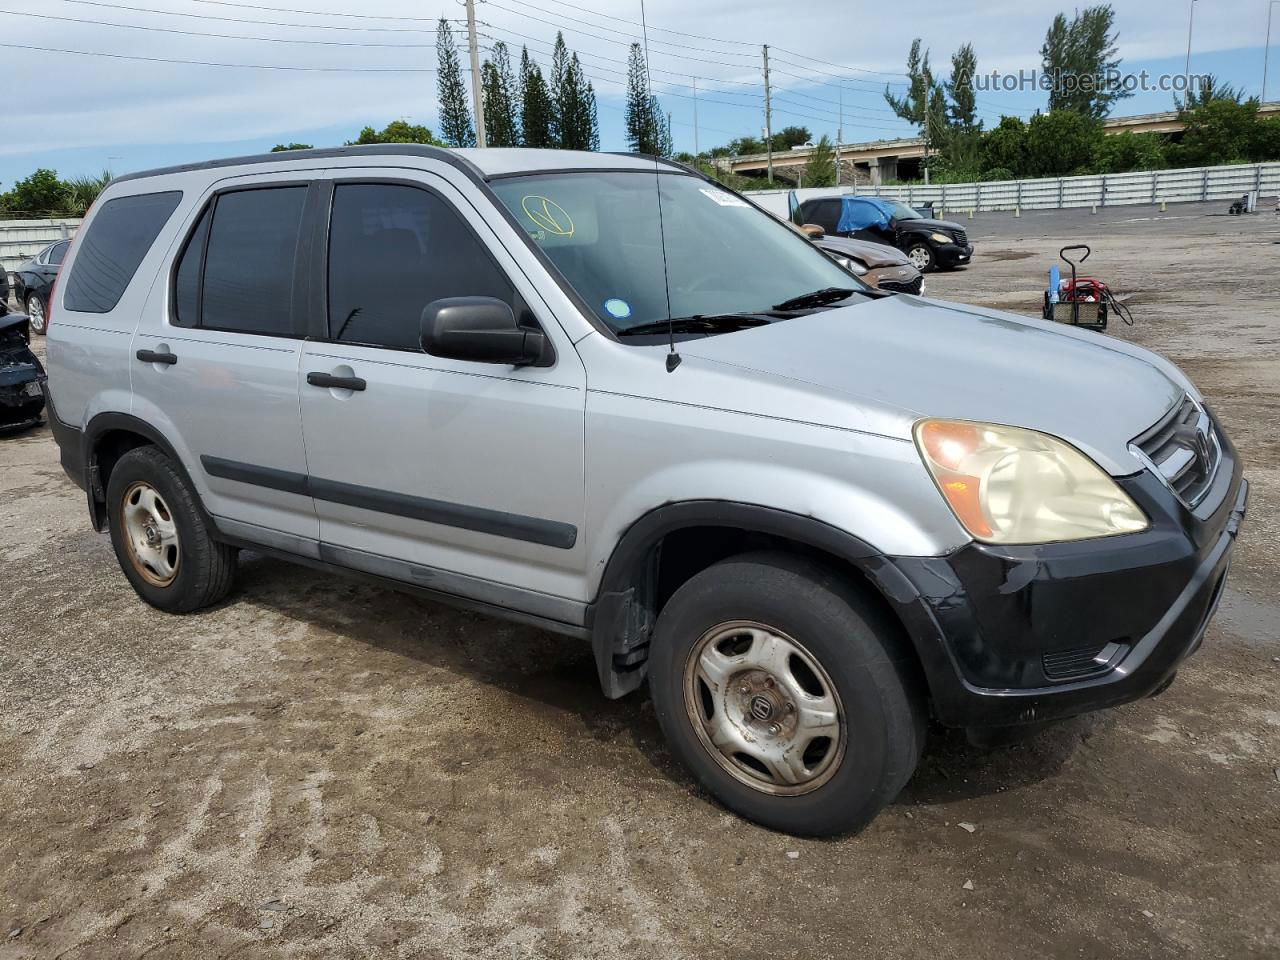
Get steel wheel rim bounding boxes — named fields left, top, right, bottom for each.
left=908, top=247, right=931, bottom=270
left=27, top=296, right=45, bottom=331
left=121, top=481, right=181, bottom=587
left=683, top=620, right=846, bottom=797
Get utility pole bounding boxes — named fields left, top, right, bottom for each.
left=1183, top=0, right=1196, bottom=96
left=691, top=80, right=701, bottom=158
left=762, top=44, right=774, bottom=185
left=1265, top=1, right=1278, bottom=103
left=835, top=80, right=843, bottom=187
left=465, top=0, right=486, bottom=148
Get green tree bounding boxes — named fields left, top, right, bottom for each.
left=271, top=142, right=313, bottom=152
left=1175, top=73, right=1246, bottom=111
left=0, top=169, right=67, bottom=217
left=652, top=96, right=674, bottom=157
left=1250, top=116, right=1280, bottom=162
left=556, top=53, right=596, bottom=150
left=436, top=19, right=475, bottom=148
left=772, top=126, right=812, bottom=150
left=347, top=120, right=441, bottom=145
left=885, top=39, right=948, bottom=150
left=981, top=116, right=1029, bottom=175
left=61, top=170, right=113, bottom=216
left=482, top=41, right=520, bottom=147
left=625, top=43, right=654, bottom=153
left=1040, top=5, right=1131, bottom=120
left=946, top=43, right=980, bottom=132
left=1175, top=97, right=1265, bottom=166
left=519, top=46, right=555, bottom=148
left=587, top=81, right=600, bottom=151
left=1024, top=110, right=1103, bottom=175
left=803, top=135, right=836, bottom=187
left=1092, top=131, right=1168, bottom=173
left=550, top=32, right=570, bottom=146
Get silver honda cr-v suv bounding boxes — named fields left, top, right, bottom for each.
left=43, top=146, right=1248, bottom=836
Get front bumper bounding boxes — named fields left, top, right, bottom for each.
left=879, top=439, right=1247, bottom=729
left=934, top=242, right=974, bottom=267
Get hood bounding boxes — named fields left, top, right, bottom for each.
left=896, top=216, right=965, bottom=235
left=814, top=236, right=910, bottom=268
left=675, top=295, right=1185, bottom=475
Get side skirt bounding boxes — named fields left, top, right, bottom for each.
left=212, top=517, right=590, bottom=642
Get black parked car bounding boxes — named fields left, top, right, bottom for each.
left=12, top=238, right=70, bottom=334
left=0, top=314, right=46, bottom=430
left=0, top=263, right=10, bottom=314
left=795, top=195, right=973, bottom=273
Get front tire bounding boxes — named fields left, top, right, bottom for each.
left=905, top=243, right=935, bottom=273
left=25, top=293, right=47, bottom=335
left=648, top=552, right=924, bottom=836
left=106, top=446, right=238, bottom=613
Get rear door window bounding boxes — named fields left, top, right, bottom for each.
left=63, top=190, right=182, bottom=313
left=174, top=186, right=306, bottom=336
left=47, top=241, right=69, bottom=266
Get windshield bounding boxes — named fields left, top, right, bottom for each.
left=884, top=200, right=923, bottom=220
left=490, top=171, right=864, bottom=335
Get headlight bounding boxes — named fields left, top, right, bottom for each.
left=913, top=419, right=1148, bottom=544
left=929, top=232, right=953, bottom=245
left=835, top=256, right=867, bottom=276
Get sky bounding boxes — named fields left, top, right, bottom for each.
left=3, top=0, right=1279, bottom=188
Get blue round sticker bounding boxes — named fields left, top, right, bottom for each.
left=603, top=298, right=632, bottom=320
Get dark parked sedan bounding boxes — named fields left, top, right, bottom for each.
left=12, top=237, right=70, bottom=334
left=0, top=313, right=46, bottom=430
left=795, top=195, right=973, bottom=273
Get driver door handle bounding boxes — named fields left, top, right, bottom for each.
left=136, top=349, right=177, bottom=365
left=307, top=372, right=367, bottom=391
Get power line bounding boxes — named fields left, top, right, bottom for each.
left=4, top=7, right=438, bottom=46
left=485, top=0, right=757, bottom=48
left=186, top=0, right=437, bottom=20
left=0, top=38, right=434, bottom=69
left=57, top=0, right=447, bottom=33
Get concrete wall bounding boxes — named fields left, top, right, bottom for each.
left=0, top=218, right=81, bottom=269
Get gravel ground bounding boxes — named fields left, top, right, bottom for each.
left=1, top=202, right=1278, bottom=959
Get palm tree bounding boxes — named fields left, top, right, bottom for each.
left=61, top=170, right=113, bottom=217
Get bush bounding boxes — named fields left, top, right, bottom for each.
left=1092, top=131, right=1169, bottom=173
left=978, top=167, right=1016, bottom=181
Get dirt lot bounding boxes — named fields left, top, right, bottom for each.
left=1, top=201, right=1278, bottom=959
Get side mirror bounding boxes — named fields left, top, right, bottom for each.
left=800, top=223, right=825, bottom=239
left=420, top=297, right=553, bottom=367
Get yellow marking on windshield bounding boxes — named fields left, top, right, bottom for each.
left=521, top=195, right=575, bottom=237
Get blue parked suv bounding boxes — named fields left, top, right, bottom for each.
left=795, top=195, right=973, bottom=272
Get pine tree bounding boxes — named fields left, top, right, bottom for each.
left=625, top=43, right=657, bottom=153
left=482, top=41, right=520, bottom=147
left=436, top=19, right=475, bottom=147
left=520, top=46, right=555, bottom=148
left=804, top=134, right=836, bottom=186
left=1040, top=4, right=1131, bottom=120
left=550, top=32, right=570, bottom=146
left=557, top=54, right=595, bottom=150
left=652, top=96, right=674, bottom=157
left=587, top=81, right=600, bottom=151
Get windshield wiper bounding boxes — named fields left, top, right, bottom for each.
left=771, top=287, right=857, bottom=311
left=616, top=314, right=773, bottom=337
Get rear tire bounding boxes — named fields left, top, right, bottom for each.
left=25, top=293, right=47, bottom=335
left=648, top=551, right=925, bottom=836
left=106, top=446, right=237, bottom=613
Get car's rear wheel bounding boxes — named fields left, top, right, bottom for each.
left=106, top=446, right=238, bottom=613
left=905, top=243, right=935, bottom=273
left=25, top=293, right=47, bottom=335
left=649, top=552, right=925, bottom=836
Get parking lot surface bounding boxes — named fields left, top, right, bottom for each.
left=1, top=202, right=1278, bottom=959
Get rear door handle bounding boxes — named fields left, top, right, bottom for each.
left=307, top=372, right=366, bottom=391
left=136, top=349, right=177, bottom=365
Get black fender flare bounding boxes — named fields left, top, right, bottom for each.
left=81, top=412, right=213, bottom=533
left=584, top=500, right=943, bottom=699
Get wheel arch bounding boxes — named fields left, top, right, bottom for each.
left=585, top=501, right=938, bottom=702
left=82, top=412, right=212, bottom=534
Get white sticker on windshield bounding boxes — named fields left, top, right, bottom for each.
left=699, top=187, right=749, bottom=207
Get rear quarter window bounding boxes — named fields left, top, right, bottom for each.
left=63, top=190, right=182, bottom=313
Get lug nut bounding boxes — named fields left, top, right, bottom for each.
left=785, top=702, right=795, bottom=714
left=739, top=684, right=751, bottom=695
left=768, top=723, right=781, bottom=735
left=764, top=677, right=775, bottom=688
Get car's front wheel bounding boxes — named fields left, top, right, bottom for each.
left=25, top=293, right=47, bottom=335
left=649, top=552, right=925, bottom=836
left=905, top=242, right=935, bottom=273
left=106, top=446, right=238, bottom=613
